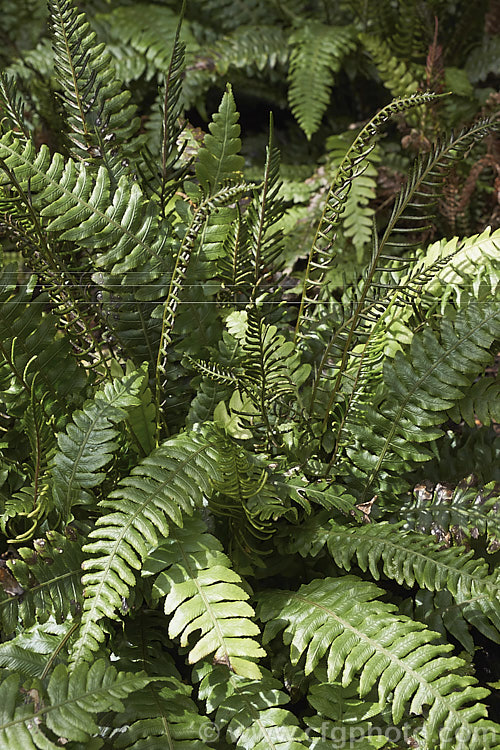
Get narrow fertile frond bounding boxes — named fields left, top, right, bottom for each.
left=258, top=577, right=500, bottom=748
left=0, top=660, right=152, bottom=748
left=379, top=118, right=500, bottom=257
left=155, top=181, right=250, bottom=420
left=246, top=116, right=285, bottom=290
left=158, top=3, right=187, bottom=212
left=0, top=73, right=29, bottom=139
left=144, top=514, right=265, bottom=678
left=50, top=367, right=145, bottom=521
left=70, top=427, right=221, bottom=666
left=294, top=91, right=440, bottom=340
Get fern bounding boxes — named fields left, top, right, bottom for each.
left=320, top=519, right=500, bottom=643
left=288, top=23, right=356, bottom=140
left=50, top=366, right=145, bottom=520
left=0, top=660, right=152, bottom=748
left=145, top=513, right=265, bottom=678
left=48, top=0, right=141, bottom=173
left=196, top=663, right=310, bottom=748
left=0, top=529, right=84, bottom=635
left=1, top=4, right=499, bottom=747
left=196, top=84, right=245, bottom=195
left=259, top=577, right=500, bottom=749
left=70, top=427, right=222, bottom=666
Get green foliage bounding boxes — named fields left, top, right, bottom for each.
left=0, top=0, right=499, bottom=747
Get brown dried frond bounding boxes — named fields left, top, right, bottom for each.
left=439, top=170, right=462, bottom=234
left=485, top=0, right=500, bottom=34
left=425, top=17, right=444, bottom=93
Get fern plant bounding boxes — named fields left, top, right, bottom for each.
left=0, top=1, right=499, bottom=748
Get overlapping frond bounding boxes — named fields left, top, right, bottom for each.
left=196, top=663, right=310, bottom=749
left=0, top=660, right=152, bottom=748
left=144, top=514, right=265, bottom=678
left=258, top=577, right=500, bottom=749
left=294, top=91, right=440, bottom=340
left=50, top=366, right=145, bottom=520
left=359, top=32, right=422, bottom=98
left=0, top=530, right=84, bottom=635
left=350, top=299, right=500, bottom=497
left=0, top=264, right=86, bottom=420
left=323, top=519, right=500, bottom=643
left=48, top=0, right=141, bottom=172
left=70, top=427, right=221, bottom=666
left=400, top=479, right=500, bottom=551
left=0, top=132, right=175, bottom=282
left=111, top=676, right=214, bottom=750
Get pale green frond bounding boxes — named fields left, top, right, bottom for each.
left=70, top=427, right=221, bottom=666
left=258, top=577, right=500, bottom=749
left=196, top=85, right=245, bottom=196
left=144, top=514, right=265, bottom=678
left=0, top=660, right=152, bottom=748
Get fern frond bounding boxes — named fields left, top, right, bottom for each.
left=0, top=73, right=29, bottom=140
left=359, top=32, right=422, bottom=98
left=196, top=663, right=310, bottom=748
left=0, top=133, right=168, bottom=277
left=0, top=660, right=152, bottom=747
left=158, top=4, right=188, bottom=213
left=0, top=620, right=76, bottom=678
left=379, top=118, right=499, bottom=257
left=70, top=427, right=221, bottom=666
left=259, top=577, right=500, bottom=748
left=196, top=84, right=245, bottom=195
left=183, top=25, right=289, bottom=107
left=155, top=182, right=249, bottom=418
left=448, top=375, right=500, bottom=427
left=400, top=479, right=500, bottom=551
left=0, top=265, right=87, bottom=420
left=288, top=23, right=356, bottom=140
left=111, top=676, right=214, bottom=750
left=50, top=366, right=145, bottom=521
left=352, top=299, right=500, bottom=497
left=48, top=0, right=141, bottom=172
left=246, top=116, right=285, bottom=289
left=0, top=530, right=84, bottom=635
left=96, top=4, right=194, bottom=83
left=324, top=519, right=500, bottom=643
left=423, top=226, right=500, bottom=309
left=293, top=91, right=440, bottom=340
left=144, top=514, right=264, bottom=678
